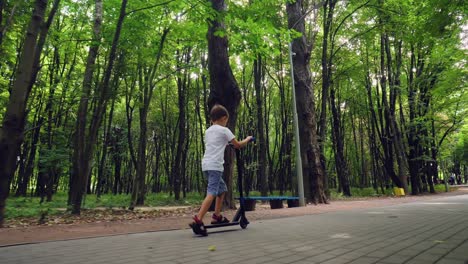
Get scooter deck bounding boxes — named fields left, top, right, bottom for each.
left=204, top=221, right=240, bottom=229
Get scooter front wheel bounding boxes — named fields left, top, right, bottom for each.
left=240, top=217, right=249, bottom=229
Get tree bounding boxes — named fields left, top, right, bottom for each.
left=206, top=0, right=242, bottom=208
left=70, top=0, right=127, bottom=214
left=0, top=0, right=48, bottom=227
left=129, top=28, right=169, bottom=208
left=287, top=0, right=327, bottom=204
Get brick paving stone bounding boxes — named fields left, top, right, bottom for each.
left=308, top=253, right=336, bottom=262
left=443, top=251, right=468, bottom=260
left=435, top=258, right=468, bottom=264
left=326, top=248, right=354, bottom=256
left=378, top=254, right=413, bottom=263
left=366, top=250, right=391, bottom=258
left=320, top=257, right=354, bottom=264
left=403, top=260, right=433, bottom=264
left=276, top=254, right=308, bottom=263
left=347, top=256, right=380, bottom=264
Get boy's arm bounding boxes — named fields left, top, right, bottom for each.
left=230, top=136, right=253, bottom=149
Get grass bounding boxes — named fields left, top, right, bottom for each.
left=5, top=192, right=205, bottom=220
left=5, top=185, right=455, bottom=219
left=241, top=190, right=295, bottom=197
left=329, top=187, right=394, bottom=200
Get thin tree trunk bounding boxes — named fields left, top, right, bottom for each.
left=97, top=95, right=116, bottom=198
left=172, top=47, right=190, bottom=201
left=407, top=44, right=422, bottom=195
left=254, top=55, right=268, bottom=196
left=181, top=91, right=191, bottom=198
left=359, top=118, right=369, bottom=187
left=364, top=70, right=383, bottom=193
left=329, top=82, right=351, bottom=196
left=111, top=127, right=123, bottom=194
left=319, top=0, right=335, bottom=199
left=129, top=28, right=168, bottom=208
left=15, top=97, right=44, bottom=197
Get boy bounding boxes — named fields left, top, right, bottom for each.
left=190, top=104, right=252, bottom=235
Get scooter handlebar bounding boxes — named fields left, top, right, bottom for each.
left=228, top=136, right=255, bottom=148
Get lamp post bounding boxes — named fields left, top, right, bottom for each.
left=288, top=42, right=305, bottom=207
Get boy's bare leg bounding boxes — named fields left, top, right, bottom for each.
left=197, top=194, right=215, bottom=221
left=214, top=192, right=225, bottom=216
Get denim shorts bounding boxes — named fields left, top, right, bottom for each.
left=204, top=170, right=227, bottom=196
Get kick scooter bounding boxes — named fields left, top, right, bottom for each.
left=190, top=142, right=251, bottom=236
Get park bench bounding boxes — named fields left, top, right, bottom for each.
left=237, top=196, right=300, bottom=210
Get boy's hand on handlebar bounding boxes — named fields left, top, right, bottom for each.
left=230, top=136, right=254, bottom=149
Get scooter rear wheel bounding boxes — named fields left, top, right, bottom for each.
left=189, top=222, right=208, bottom=236
left=240, top=218, right=249, bottom=229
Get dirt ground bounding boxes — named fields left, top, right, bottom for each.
left=1, top=187, right=466, bottom=247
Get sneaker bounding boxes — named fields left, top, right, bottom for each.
left=211, top=213, right=230, bottom=224
left=189, top=216, right=207, bottom=236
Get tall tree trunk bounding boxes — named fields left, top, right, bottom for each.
left=129, top=28, right=168, bottom=209
left=274, top=43, right=291, bottom=195
left=364, top=67, right=384, bottom=193
left=319, top=0, right=335, bottom=199
left=0, top=0, right=48, bottom=228
left=358, top=118, right=369, bottom=187
left=181, top=83, right=191, bottom=198
left=172, top=47, right=190, bottom=201
left=15, top=98, right=43, bottom=197
left=329, top=82, right=351, bottom=196
left=384, top=35, right=408, bottom=192
left=111, top=127, right=123, bottom=194
left=378, top=33, right=402, bottom=189
left=70, top=0, right=126, bottom=214
left=97, top=96, right=116, bottom=198
left=134, top=89, right=148, bottom=205
left=254, top=55, right=268, bottom=196
left=207, top=0, right=242, bottom=209
left=69, top=0, right=103, bottom=210
left=37, top=27, right=62, bottom=202
left=407, top=44, right=423, bottom=195
left=287, top=0, right=327, bottom=204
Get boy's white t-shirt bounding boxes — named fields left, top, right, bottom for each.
left=202, top=124, right=235, bottom=172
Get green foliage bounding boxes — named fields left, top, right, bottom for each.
left=452, top=124, right=468, bottom=165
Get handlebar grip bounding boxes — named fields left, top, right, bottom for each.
left=250, top=136, right=256, bottom=142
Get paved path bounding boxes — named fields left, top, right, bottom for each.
left=1, top=194, right=467, bottom=264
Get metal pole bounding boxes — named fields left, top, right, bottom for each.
left=288, top=42, right=305, bottom=207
